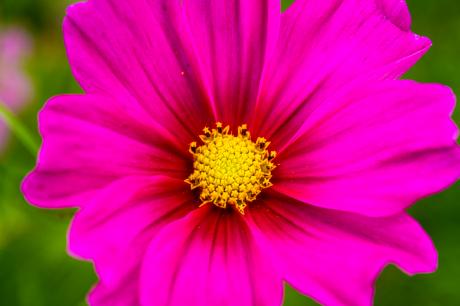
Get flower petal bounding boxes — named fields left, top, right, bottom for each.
left=375, top=0, right=411, bottom=30
left=183, top=0, right=280, bottom=126
left=0, top=28, right=32, bottom=109
left=22, top=94, right=189, bottom=209
left=64, top=0, right=214, bottom=138
left=253, top=0, right=430, bottom=141
left=247, top=194, right=437, bottom=306
left=88, top=282, right=137, bottom=306
left=69, top=175, right=195, bottom=305
left=140, top=205, right=283, bottom=306
left=273, top=81, right=460, bottom=216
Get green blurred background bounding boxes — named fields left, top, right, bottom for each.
left=0, top=0, right=459, bottom=305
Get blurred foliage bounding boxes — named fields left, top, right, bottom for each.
left=0, top=0, right=459, bottom=305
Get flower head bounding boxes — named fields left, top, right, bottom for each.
left=0, top=28, right=32, bottom=152
left=22, top=0, right=460, bottom=305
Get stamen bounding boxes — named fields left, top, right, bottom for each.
left=186, top=123, right=276, bottom=214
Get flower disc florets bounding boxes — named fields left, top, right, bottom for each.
left=186, top=123, right=276, bottom=214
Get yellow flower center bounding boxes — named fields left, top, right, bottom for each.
left=186, top=123, right=276, bottom=214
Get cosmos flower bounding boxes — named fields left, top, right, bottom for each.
left=0, top=28, right=32, bottom=152
left=22, top=0, right=460, bottom=305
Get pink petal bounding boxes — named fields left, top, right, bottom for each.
left=64, top=0, right=214, bottom=139
left=0, top=66, right=32, bottom=110
left=140, top=205, right=283, bottom=306
left=273, top=81, right=460, bottom=216
left=0, top=28, right=31, bottom=62
left=0, top=28, right=32, bottom=151
left=253, top=0, right=430, bottom=142
left=88, top=282, right=138, bottom=306
left=247, top=194, right=437, bottom=306
left=69, top=176, right=195, bottom=305
left=22, top=94, right=189, bottom=209
left=375, top=0, right=411, bottom=30
left=183, top=0, right=280, bottom=126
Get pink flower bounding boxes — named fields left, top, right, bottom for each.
left=22, top=0, right=460, bottom=305
left=0, top=28, right=32, bottom=151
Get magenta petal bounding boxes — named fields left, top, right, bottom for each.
left=375, top=0, right=412, bottom=30
left=64, top=0, right=214, bottom=138
left=69, top=175, right=194, bottom=305
left=22, top=94, right=189, bottom=209
left=88, top=282, right=137, bottom=306
left=183, top=0, right=280, bottom=126
left=140, top=206, right=283, bottom=306
left=273, top=81, right=460, bottom=216
left=247, top=195, right=437, bottom=306
left=253, top=0, right=430, bottom=140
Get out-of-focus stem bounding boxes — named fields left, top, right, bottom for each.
left=0, top=102, right=39, bottom=157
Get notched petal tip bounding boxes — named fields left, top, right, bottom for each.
left=375, top=0, right=412, bottom=31
left=20, top=171, right=38, bottom=206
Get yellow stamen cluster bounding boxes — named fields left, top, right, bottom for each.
left=186, top=123, right=276, bottom=214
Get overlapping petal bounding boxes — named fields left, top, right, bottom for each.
left=375, top=0, right=411, bottom=30
left=70, top=176, right=195, bottom=305
left=273, top=81, right=460, bottom=216
left=22, top=94, right=189, bottom=208
left=253, top=0, right=431, bottom=142
left=88, top=281, right=138, bottom=306
left=247, top=193, right=437, bottom=306
left=183, top=0, right=280, bottom=126
left=64, top=0, right=214, bottom=142
left=140, top=205, right=283, bottom=306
